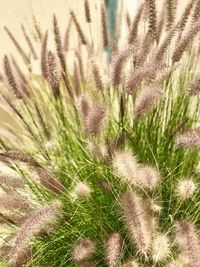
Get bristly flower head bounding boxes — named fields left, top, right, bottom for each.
left=85, top=105, right=106, bottom=136
left=111, top=46, right=135, bottom=87
left=176, top=129, right=200, bottom=148
left=134, top=85, right=164, bottom=119
left=176, top=179, right=196, bottom=200
left=121, top=190, right=151, bottom=253
left=176, top=221, right=200, bottom=267
left=136, top=165, right=160, bottom=190
left=10, top=200, right=61, bottom=266
left=152, top=233, right=170, bottom=262
left=70, top=181, right=92, bottom=201
left=112, top=151, right=138, bottom=185
left=3, top=55, right=23, bottom=99
left=105, top=232, right=122, bottom=267
left=72, top=238, right=95, bottom=262
left=187, top=79, right=200, bottom=96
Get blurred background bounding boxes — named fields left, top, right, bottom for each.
left=0, top=0, right=137, bottom=62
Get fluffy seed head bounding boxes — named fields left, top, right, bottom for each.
left=176, top=221, right=200, bottom=267
left=176, top=129, right=200, bottom=148
left=91, top=61, right=104, bottom=91
left=188, top=79, right=200, bottom=96
left=134, top=85, right=164, bottom=119
left=72, top=238, right=95, bottom=262
left=77, top=95, right=91, bottom=118
left=84, top=106, right=106, bottom=136
left=0, top=191, right=30, bottom=211
left=112, top=151, right=138, bottom=185
left=126, top=63, right=166, bottom=94
left=172, top=21, right=200, bottom=63
left=10, top=201, right=61, bottom=266
left=101, top=2, right=109, bottom=47
left=136, top=165, right=160, bottom=190
left=70, top=11, right=87, bottom=45
left=35, top=166, right=64, bottom=194
left=41, top=31, right=49, bottom=80
left=112, top=46, right=135, bottom=87
left=0, top=175, right=24, bottom=188
left=105, top=232, right=122, bottom=267
left=176, top=179, right=196, bottom=200
left=3, top=55, right=23, bottom=98
left=84, top=0, right=91, bottom=23
left=128, top=4, right=143, bottom=44
left=72, top=181, right=91, bottom=201
left=152, top=234, right=170, bottom=262
left=121, top=190, right=151, bottom=253
left=47, top=51, right=61, bottom=98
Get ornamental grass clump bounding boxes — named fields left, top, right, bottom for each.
left=0, top=0, right=200, bottom=266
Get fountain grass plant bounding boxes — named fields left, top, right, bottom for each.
left=0, top=0, right=200, bottom=266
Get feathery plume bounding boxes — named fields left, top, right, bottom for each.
left=128, top=4, right=143, bottom=44
left=63, top=18, right=72, bottom=52
left=105, top=232, right=122, bottom=267
left=0, top=151, right=38, bottom=165
left=71, top=181, right=91, bottom=201
left=136, top=165, right=160, bottom=190
left=188, top=79, right=200, bottom=96
left=146, top=0, right=157, bottom=39
left=172, top=21, right=200, bottom=63
left=9, top=201, right=61, bottom=267
left=152, top=233, right=170, bottom=262
left=53, top=14, right=66, bottom=73
left=47, top=51, right=61, bottom=98
left=121, top=190, right=151, bottom=253
left=35, top=166, right=64, bottom=194
left=73, top=62, right=81, bottom=96
left=154, top=24, right=177, bottom=63
left=112, top=151, right=138, bottom=185
left=101, top=2, right=109, bottom=47
left=112, top=46, right=135, bottom=87
left=72, top=238, right=95, bottom=262
left=70, top=11, right=87, bottom=45
left=126, top=63, right=166, bottom=94
left=0, top=175, right=24, bottom=188
left=4, top=26, right=30, bottom=65
left=176, top=129, right=200, bottom=148
left=0, top=191, right=30, bottom=211
left=178, top=0, right=195, bottom=33
left=88, top=142, right=105, bottom=159
left=41, top=31, right=49, bottom=80
left=122, top=260, right=139, bottom=267
left=84, top=0, right=91, bottom=23
left=134, top=85, right=164, bottom=119
left=91, top=61, right=104, bottom=91
left=193, top=0, right=200, bottom=21
left=166, top=0, right=176, bottom=30
left=176, top=221, right=200, bottom=267
left=21, top=24, right=37, bottom=60
left=85, top=106, right=106, bottom=136
left=176, top=179, right=196, bottom=200
left=3, top=55, right=23, bottom=98
left=32, top=15, right=42, bottom=41
left=77, top=95, right=91, bottom=119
